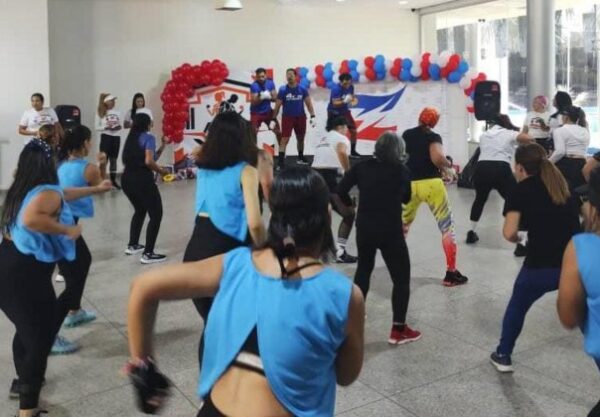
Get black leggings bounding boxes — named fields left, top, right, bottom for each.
left=470, top=161, right=516, bottom=222
left=57, top=218, right=92, bottom=312
left=555, top=157, right=586, bottom=192
left=100, top=134, right=120, bottom=173
left=122, top=170, right=163, bottom=254
left=0, top=240, right=56, bottom=410
left=315, top=168, right=355, bottom=240
left=354, top=225, right=411, bottom=323
left=196, top=394, right=225, bottom=417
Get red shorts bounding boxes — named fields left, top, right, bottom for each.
left=250, top=111, right=280, bottom=132
left=328, top=111, right=356, bottom=130
left=281, top=115, right=307, bottom=140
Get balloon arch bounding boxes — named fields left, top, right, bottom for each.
left=160, top=52, right=486, bottom=143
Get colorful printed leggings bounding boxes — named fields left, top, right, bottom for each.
left=402, top=178, right=457, bottom=271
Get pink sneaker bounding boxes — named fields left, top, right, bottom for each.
left=388, top=325, right=422, bottom=345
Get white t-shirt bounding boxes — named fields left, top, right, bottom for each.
left=124, top=108, right=154, bottom=125
left=478, top=125, right=520, bottom=164
left=549, top=124, right=590, bottom=163
left=19, top=107, right=59, bottom=136
left=523, top=111, right=552, bottom=139
left=548, top=113, right=564, bottom=131
left=311, top=130, right=350, bottom=171
left=95, top=110, right=123, bottom=136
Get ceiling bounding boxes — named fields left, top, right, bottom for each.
left=274, top=0, right=458, bottom=10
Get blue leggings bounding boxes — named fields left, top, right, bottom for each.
left=497, top=267, right=560, bottom=356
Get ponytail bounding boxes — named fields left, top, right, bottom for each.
left=539, top=159, right=570, bottom=205
left=97, top=93, right=109, bottom=118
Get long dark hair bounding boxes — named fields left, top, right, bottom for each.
left=1, top=140, right=58, bottom=234
left=196, top=112, right=258, bottom=169
left=59, top=125, right=92, bottom=161
left=563, top=105, right=588, bottom=128
left=122, top=113, right=152, bottom=168
left=515, top=143, right=570, bottom=205
left=551, top=91, right=573, bottom=119
left=265, top=166, right=335, bottom=265
left=130, top=93, right=145, bottom=118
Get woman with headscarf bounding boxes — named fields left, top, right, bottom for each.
left=402, top=107, right=468, bottom=287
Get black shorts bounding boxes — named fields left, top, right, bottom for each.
left=314, top=168, right=353, bottom=207
left=99, top=134, right=120, bottom=159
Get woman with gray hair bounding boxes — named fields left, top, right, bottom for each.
left=338, top=131, right=420, bottom=345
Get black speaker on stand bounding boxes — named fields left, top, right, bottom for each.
left=54, top=105, right=81, bottom=129
left=474, top=81, right=501, bottom=121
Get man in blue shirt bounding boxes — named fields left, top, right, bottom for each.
left=327, top=73, right=360, bottom=158
left=250, top=68, right=281, bottom=148
left=273, top=68, right=316, bottom=169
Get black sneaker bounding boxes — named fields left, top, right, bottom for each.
left=466, top=230, right=479, bottom=244
left=514, top=243, right=527, bottom=257
left=490, top=352, right=514, bottom=373
left=125, top=244, right=145, bottom=255
left=350, top=151, right=361, bottom=159
left=589, top=398, right=600, bottom=417
left=112, top=183, right=122, bottom=190
left=9, top=379, right=18, bottom=399
left=141, top=252, right=167, bottom=264
left=296, top=157, right=309, bottom=165
left=336, top=250, right=358, bottom=264
left=443, top=270, right=468, bottom=287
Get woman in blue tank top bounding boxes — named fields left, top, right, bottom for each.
left=126, top=167, right=365, bottom=417
left=56, top=125, right=112, bottom=331
left=558, top=167, right=600, bottom=417
left=0, top=140, right=82, bottom=417
left=184, top=112, right=266, bottom=328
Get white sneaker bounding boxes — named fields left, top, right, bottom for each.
left=55, top=274, right=65, bottom=283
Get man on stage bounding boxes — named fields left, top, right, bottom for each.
left=250, top=67, right=281, bottom=155
left=327, top=73, right=360, bottom=158
left=273, top=68, right=316, bottom=169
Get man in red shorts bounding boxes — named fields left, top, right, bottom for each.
left=250, top=68, right=281, bottom=153
left=327, top=73, right=360, bottom=158
left=272, top=68, right=316, bottom=169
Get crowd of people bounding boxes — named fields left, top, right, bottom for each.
left=1, top=72, right=600, bottom=417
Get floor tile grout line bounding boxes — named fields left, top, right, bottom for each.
left=52, top=381, right=131, bottom=407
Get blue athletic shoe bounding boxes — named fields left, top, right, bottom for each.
left=51, top=335, right=79, bottom=355
left=63, top=309, right=97, bottom=328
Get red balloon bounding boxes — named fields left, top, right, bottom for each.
left=393, top=58, right=402, bottom=68
left=420, top=63, right=431, bottom=81
left=478, top=72, right=487, bottom=81
left=316, top=76, right=326, bottom=88
left=441, top=68, right=450, bottom=78
left=315, top=65, right=324, bottom=75
left=364, top=56, right=375, bottom=67
left=211, top=77, right=222, bottom=86
left=467, top=106, right=475, bottom=113
left=200, top=74, right=211, bottom=85
left=365, top=68, right=377, bottom=81
left=201, top=60, right=210, bottom=66
left=465, top=87, right=474, bottom=96
left=212, top=59, right=222, bottom=66
left=220, top=68, right=229, bottom=78
left=390, top=67, right=400, bottom=77
left=422, top=52, right=431, bottom=62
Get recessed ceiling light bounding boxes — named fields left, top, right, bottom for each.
left=398, top=0, right=408, bottom=4
left=336, top=0, right=346, bottom=2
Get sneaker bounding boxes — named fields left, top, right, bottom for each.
left=388, top=325, right=422, bottom=345
left=443, top=270, right=469, bottom=287
left=466, top=230, right=479, bottom=244
left=490, top=352, right=514, bottom=373
left=589, top=399, right=600, bottom=417
left=350, top=152, right=361, bottom=159
left=51, top=335, right=79, bottom=355
left=9, top=379, right=18, bottom=399
left=296, top=157, right=309, bottom=165
left=112, top=182, right=122, bottom=190
left=63, top=309, right=97, bottom=328
left=514, top=243, right=527, bottom=257
left=141, top=252, right=167, bottom=264
left=55, top=274, right=65, bottom=282
left=125, top=244, right=145, bottom=255
left=336, top=250, right=358, bottom=264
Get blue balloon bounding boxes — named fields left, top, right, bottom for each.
left=400, top=69, right=411, bottom=81
left=299, top=67, right=309, bottom=77
left=299, top=78, right=310, bottom=89
left=448, top=71, right=461, bottom=83
left=375, top=54, right=385, bottom=63
left=410, top=76, right=419, bottom=82
left=374, top=61, right=385, bottom=73
left=458, top=60, right=469, bottom=73
left=325, top=62, right=333, bottom=70
left=348, top=59, right=358, bottom=70
left=376, top=71, right=385, bottom=80
left=402, top=58, right=413, bottom=70
left=350, top=70, right=360, bottom=82
left=323, top=68, right=334, bottom=80
left=326, top=81, right=336, bottom=90
left=429, top=64, right=441, bottom=80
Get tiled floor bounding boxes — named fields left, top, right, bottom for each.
left=0, top=179, right=598, bottom=416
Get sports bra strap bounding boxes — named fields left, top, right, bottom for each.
left=277, top=256, right=323, bottom=278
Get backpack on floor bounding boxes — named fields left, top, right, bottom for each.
left=457, top=147, right=480, bottom=189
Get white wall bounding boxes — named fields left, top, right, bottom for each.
left=0, top=0, right=50, bottom=190
left=48, top=0, right=420, bottom=164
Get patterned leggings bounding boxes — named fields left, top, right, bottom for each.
left=402, top=178, right=457, bottom=271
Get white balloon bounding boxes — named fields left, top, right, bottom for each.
left=459, top=76, right=471, bottom=89
left=438, top=50, right=451, bottom=67
left=466, top=96, right=474, bottom=106
left=356, top=63, right=366, bottom=74
left=466, top=68, right=479, bottom=80
left=385, top=58, right=393, bottom=69
left=331, top=62, right=340, bottom=74
left=410, top=65, right=422, bottom=77
left=307, top=71, right=316, bottom=82
left=359, top=74, right=368, bottom=84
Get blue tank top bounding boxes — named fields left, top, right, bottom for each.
left=199, top=247, right=352, bottom=417
left=574, top=233, right=600, bottom=359
left=57, top=159, right=94, bottom=218
left=195, top=162, right=248, bottom=242
left=10, top=184, right=76, bottom=263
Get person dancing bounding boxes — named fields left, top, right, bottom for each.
left=327, top=73, right=360, bottom=158
left=95, top=93, right=122, bottom=189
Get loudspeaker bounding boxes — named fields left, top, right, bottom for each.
left=54, top=105, right=81, bottom=129
left=474, top=81, right=501, bottom=121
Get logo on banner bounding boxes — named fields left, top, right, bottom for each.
left=352, top=86, right=406, bottom=141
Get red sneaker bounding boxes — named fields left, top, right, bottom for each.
left=388, top=325, right=422, bottom=345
